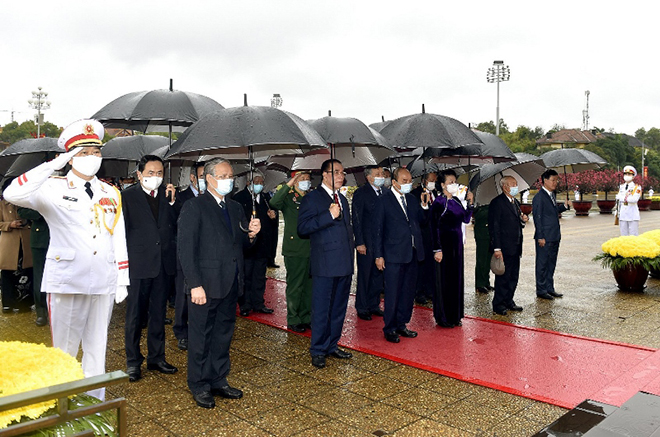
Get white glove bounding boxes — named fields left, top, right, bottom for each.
left=51, top=148, right=80, bottom=171
left=115, top=286, right=128, bottom=304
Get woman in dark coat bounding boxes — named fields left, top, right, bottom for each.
left=430, top=170, right=474, bottom=327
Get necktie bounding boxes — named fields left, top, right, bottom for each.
left=551, top=192, right=556, bottom=206
left=84, top=182, right=93, bottom=199
left=377, top=188, right=382, bottom=196
left=400, top=195, right=408, bottom=220
left=150, top=190, right=155, bottom=197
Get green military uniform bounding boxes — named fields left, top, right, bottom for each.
left=473, top=204, right=492, bottom=291
left=269, top=184, right=312, bottom=327
left=18, top=207, right=50, bottom=320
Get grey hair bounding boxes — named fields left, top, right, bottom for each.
left=499, top=175, right=516, bottom=188
left=204, top=158, right=232, bottom=178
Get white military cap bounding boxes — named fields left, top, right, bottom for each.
left=58, top=119, right=104, bottom=152
left=622, top=165, right=637, bottom=177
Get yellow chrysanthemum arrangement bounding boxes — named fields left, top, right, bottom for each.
left=593, top=234, right=660, bottom=270
left=0, top=341, right=84, bottom=429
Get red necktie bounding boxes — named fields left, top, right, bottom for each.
left=150, top=190, right=155, bottom=197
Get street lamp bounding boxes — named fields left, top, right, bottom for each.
left=28, top=87, right=51, bottom=137
left=270, top=93, right=283, bottom=109
left=486, top=60, right=510, bottom=136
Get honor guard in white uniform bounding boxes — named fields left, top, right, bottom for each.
left=616, top=165, right=642, bottom=236
left=4, top=119, right=129, bottom=400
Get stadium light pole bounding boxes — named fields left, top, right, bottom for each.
left=28, top=87, right=51, bottom=137
left=486, top=61, right=510, bottom=136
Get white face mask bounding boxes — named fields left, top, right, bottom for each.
left=446, top=183, right=459, bottom=195
left=383, top=177, right=392, bottom=187
left=373, top=177, right=385, bottom=187
left=71, top=155, right=102, bottom=177
left=623, top=175, right=634, bottom=183
left=213, top=178, right=234, bottom=196
left=297, top=180, right=311, bottom=191
left=141, top=176, right=163, bottom=192
left=197, top=178, right=206, bottom=194
left=426, top=181, right=436, bottom=191
left=399, top=183, right=412, bottom=194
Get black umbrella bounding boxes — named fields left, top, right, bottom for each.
left=421, top=130, right=516, bottom=165
left=97, top=135, right=170, bottom=178
left=540, top=148, right=607, bottom=201
left=0, top=137, right=61, bottom=175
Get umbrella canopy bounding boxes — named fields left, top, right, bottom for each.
left=469, top=152, right=547, bottom=205
left=404, top=157, right=470, bottom=179
left=165, top=106, right=327, bottom=160
left=2, top=153, right=59, bottom=182
left=422, top=130, right=516, bottom=165
left=0, top=137, right=61, bottom=175
left=268, top=146, right=387, bottom=173
left=91, top=80, right=224, bottom=133
left=101, top=135, right=170, bottom=161
left=540, top=148, right=607, bottom=173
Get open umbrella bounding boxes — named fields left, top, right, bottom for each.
left=97, top=135, right=171, bottom=178
left=540, top=148, right=607, bottom=201
left=421, top=129, right=516, bottom=166
left=469, top=153, right=547, bottom=205
left=0, top=137, right=61, bottom=175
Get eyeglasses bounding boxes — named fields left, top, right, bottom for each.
left=324, top=170, right=347, bottom=176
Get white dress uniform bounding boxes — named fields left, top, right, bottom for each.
left=3, top=120, right=129, bottom=400
left=616, top=182, right=641, bottom=236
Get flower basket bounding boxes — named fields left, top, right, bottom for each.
left=593, top=235, right=660, bottom=293
left=572, top=200, right=592, bottom=216
left=520, top=203, right=532, bottom=215
left=638, top=199, right=652, bottom=211
left=596, top=199, right=616, bottom=214
left=651, top=200, right=660, bottom=211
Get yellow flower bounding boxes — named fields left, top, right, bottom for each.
left=601, top=235, right=660, bottom=259
left=0, top=341, right=84, bottom=429
left=641, top=230, right=660, bottom=247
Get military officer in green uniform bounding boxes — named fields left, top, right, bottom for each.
left=18, top=207, right=49, bottom=326
left=269, top=171, right=313, bottom=333
left=473, top=204, right=493, bottom=294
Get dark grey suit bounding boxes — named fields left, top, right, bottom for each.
left=532, top=188, right=568, bottom=296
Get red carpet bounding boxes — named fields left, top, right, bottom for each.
left=245, top=279, right=660, bottom=409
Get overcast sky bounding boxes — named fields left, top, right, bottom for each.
left=2, top=1, right=657, bottom=136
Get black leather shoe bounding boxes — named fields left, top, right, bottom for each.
left=177, top=338, right=188, bottom=351
left=329, top=349, right=352, bottom=359
left=537, top=293, right=554, bottom=300
left=256, top=307, right=274, bottom=314
left=211, top=385, right=243, bottom=399
left=370, top=309, right=384, bottom=317
left=385, top=332, right=400, bottom=343
left=168, top=302, right=176, bottom=309
left=486, top=285, right=495, bottom=292
left=414, top=296, right=428, bottom=305
left=2, top=306, right=11, bottom=314
left=267, top=263, right=280, bottom=269
left=239, top=309, right=250, bottom=317
left=476, top=287, right=490, bottom=294
left=301, top=323, right=312, bottom=330
left=357, top=312, right=372, bottom=321
left=147, top=361, right=178, bottom=374
left=311, top=355, right=326, bottom=368
left=35, top=316, right=48, bottom=327
left=127, top=366, right=141, bottom=382
left=193, top=391, right=215, bottom=409
left=548, top=291, right=563, bottom=298
left=396, top=328, right=418, bottom=338
left=164, top=318, right=173, bottom=325
left=508, top=304, right=523, bottom=311
left=437, top=320, right=453, bottom=328
left=288, top=324, right=306, bottom=333
left=494, top=308, right=508, bottom=316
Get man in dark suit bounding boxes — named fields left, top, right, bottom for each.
left=122, top=155, right=179, bottom=382
left=298, top=159, right=354, bottom=369
left=352, top=165, right=385, bottom=321
left=410, top=171, right=438, bottom=304
left=17, top=207, right=49, bottom=326
left=532, top=169, right=570, bottom=300
left=178, top=158, right=260, bottom=409
left=233, top=171, right=277, bottom=316
left=173, top=162, right=205, bottom=351
left=488, top=176, right=528, bottom=316
left=374, top=167, right=429, bottom=343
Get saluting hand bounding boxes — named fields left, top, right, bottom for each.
left=248, top=217, right=261, bottom=238
left=287, top=173, right=301, bottom=187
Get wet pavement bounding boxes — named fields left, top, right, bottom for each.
left=1, top=209, right=659, bottom=436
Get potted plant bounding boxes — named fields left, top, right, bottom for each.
left=593, top=169, right=619, bottom=214
left=635, top=175, right=657, bottom=211
left=593, top=235, right=660, bottom=292
left=651, top=196, right=660, bottom=211
left=569, top=171, right=595, bottom=216
left=641, top=230, right=660, bottom=278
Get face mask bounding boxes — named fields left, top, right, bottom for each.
left=251, top=183, right=264, bottom=194
left=446, top=183, right=459, bottom=195
left=213, top=178, right=234, bottom=196
left=121, top=183, right=132, bottom=190
left=426, top=182, right=436, bottom=191
left=297, top=180, right=311, bottom=192
left=141, top=176, right=162, bottom=192
left=71, top=155, right=102, bottom=177
left=373, top=177, right=385, bottom=187
left=623, top=175, right=634, bottom=183
left=197, top=178, right=206, bottom=194
left=384, top=177, right=392, bottom=187
left=509, top=186, right=519, bottom=197
left=399, top=183, right=412, bottom=194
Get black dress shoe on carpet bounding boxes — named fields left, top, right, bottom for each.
left=168, top=302, right=176, bottom=309
left=2, top=307, right=11, bottom=314
left=396, top=328, right=418, bottom=338
left=288, top=324, right=306, bottom=333
left=437, top=320, right=453, bottom=328
left=127, top=366, right=141, bottom=382
left=256, top=307, right=274, bottom=314
left=357, top=312, right=372, bottom=321
left=267, top=263, right=280, bottom=269
left=177, top=338, right=188, bottom=351
left=370, top=309, right=384, bottom=317
left=239, top=309, right=250, bottom=317
left=537, top=293, right=554, bottom=300
left=476, top=287, right=490, bottom=294
left=487, top=285, right=495, bottom=292
left=414, top=296, right=428, bottom=305
left=35, top=316, right=48, bottom=327
left=147, top=361, right=178, bottom=374
left=211, top=385, right=243, bottom=399
left=301, top=323, right=312, bottom=330
left=494, top=308, right=508, bottom=316
left=329, top=349, right=352, bottom=359
left=193, top=391, right=215, bottom=409
left=164, top=318, right=173, bottom=325
left=548, top=291, right=563, bottom=298
left=508, top=304, right=523, bottom=311
left=311, top=355, right=326, bottom=368
left=385, top=332, right=400, bottom=343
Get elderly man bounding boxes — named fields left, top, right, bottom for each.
left=178, top=158, right=260, bottom=409
left=488, top=176, right=528, bottom=316
left=4, top=119, right=129, bottom=400
left=298, top=159, right=354, bottom=369
left=352, top=165, right=386, bottom=321
left=233, top=171, right=277, bottom=316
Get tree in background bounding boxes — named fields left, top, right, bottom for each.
left=0, top=120, right=61, bottom=144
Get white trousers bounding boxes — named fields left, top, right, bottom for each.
left=48, top=293, right=114, bottom=400
left=619, top=220, right=639, bottom=236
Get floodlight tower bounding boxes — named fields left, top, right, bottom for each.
left=28, top=87, right=51, bottom=137
left=270, top=93, right=283, bottom=108
left=582, top=91, right=590, bottom=131
left=486, top=60, right=510, bottom=136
